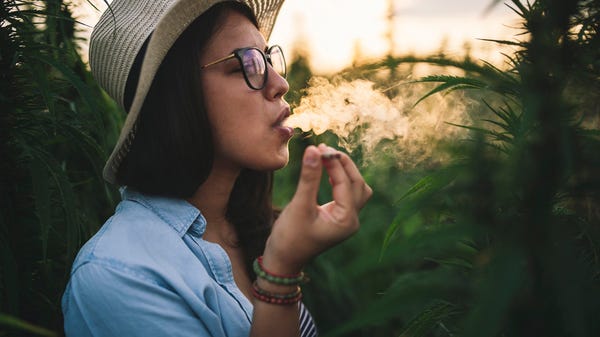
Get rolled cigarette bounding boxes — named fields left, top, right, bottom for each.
left=321, top=152, right=341, bottom=160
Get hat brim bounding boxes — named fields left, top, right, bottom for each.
left=103, top=0, right=283, bottom=184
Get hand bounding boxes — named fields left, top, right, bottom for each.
left=263, top=144, right=373, bottom=274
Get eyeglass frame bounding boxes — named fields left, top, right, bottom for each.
left=200, top=45, right=287, bottom=90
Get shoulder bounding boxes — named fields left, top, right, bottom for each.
left=62, top=190, right=252, bottom=337
left=62, top=261, right=225, bottom=337
left=72, top=190, right=203, bottom=266
left=71, top=199, right=182, bottom=268
left=67, top=193, right=211, bottom=297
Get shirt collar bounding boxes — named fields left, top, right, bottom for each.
left=120, top=187, right=206, bottom=238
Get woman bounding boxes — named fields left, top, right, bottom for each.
left=62, top=0, right=372, bottom=336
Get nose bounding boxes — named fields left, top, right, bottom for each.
left=264, top=65, right=289, bottom=100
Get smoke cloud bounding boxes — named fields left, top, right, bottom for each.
left=285, top=76, right=474, bottom=168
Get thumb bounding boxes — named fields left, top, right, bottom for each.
left=292, top=145, right=323, bottom=207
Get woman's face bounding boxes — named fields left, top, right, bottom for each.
left=199, top=9, right=292, bottom=174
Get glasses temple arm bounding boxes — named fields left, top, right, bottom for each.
left=201, top=53, right=236, bottom=69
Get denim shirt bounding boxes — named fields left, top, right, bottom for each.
left=62, top=187, right=256, bottom=336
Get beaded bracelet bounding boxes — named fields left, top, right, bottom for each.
left=253, top=256, right=305, bottom=285
left=252, top=281, right=302, bottom=299
left=251, top=282, right=303, bottom=305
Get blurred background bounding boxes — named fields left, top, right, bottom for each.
left=1, top=0, right=599, bottom=336
left=76, top=0, right=517, bottom=73
left=271, top=0, right=516, bottom=73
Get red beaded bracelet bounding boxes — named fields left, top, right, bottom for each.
left=251, top=284, right=303, bottom=305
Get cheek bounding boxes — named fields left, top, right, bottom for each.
left=203, top=83, right=240, bottom=129
left=202, top=75, right=253, bottom=123
left=204, top=91, right=263, bottom=155
left=202, top=77, right=263, bottom=133
left=205, top=89, right=259, bottom=138
left=199, top=77, right=289, bottom=170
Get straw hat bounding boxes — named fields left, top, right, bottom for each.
left=89, top=0, right=285, bottom=184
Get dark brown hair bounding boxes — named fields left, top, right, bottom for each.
left=118, top=1, right=273, bottom=276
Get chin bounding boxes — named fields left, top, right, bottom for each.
left=274, top=159, right=289, bottom=170
left=266, top=156, right=289, bottom=171
left=262, top=149, right=290, bottom=171
left=241, top=144, right=289, bottom=171
left=251, top=162, right=287, bottom=172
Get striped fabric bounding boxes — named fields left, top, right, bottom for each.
left=299, top=302, right=318, bottom=337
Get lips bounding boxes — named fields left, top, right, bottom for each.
left=273, top=106, right=293, bottom=139
left=273, top=106, right=291, bottom=127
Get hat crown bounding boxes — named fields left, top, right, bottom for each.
left=90, top=0, right=177, bottom=109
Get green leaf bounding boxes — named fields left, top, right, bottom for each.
left=461, top=247, right=527, bottom=337
left=25, top=145, right=80, bottom=259
left=30, top=54, right=104, bottom=133
left=0, top=313, right=57, bottom=336
left=29, top=158, right=52, bottom=261
left=324, top=269, right=468, bottom=337
left=399, top=300, right=462, bottom=337
left=412, top=76, right=487, bottom=107
left=381, top=170, right=456, bottom=258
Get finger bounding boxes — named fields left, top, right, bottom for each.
left=318, top=144, right=353, bottom=208
left=356, top=183, right=373, bottom=209
left=337, top=151, right=373, bottom=208
left=318, top=144, right=349, bottom=186
left=338, top=152, right=364, bottom=184
left=292, top=145, right=323, bottom=207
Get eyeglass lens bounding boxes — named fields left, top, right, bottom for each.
left=267, top=46, right=286, bottom=78
left=241, top=49, right=266, bottom=89
left=240, top=46, right=286, bottom=89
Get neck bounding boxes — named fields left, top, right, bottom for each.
left=187, top=161, right=240, bottom=244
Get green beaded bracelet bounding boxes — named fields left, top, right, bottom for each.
left=253, top=256, right=305, bottom=285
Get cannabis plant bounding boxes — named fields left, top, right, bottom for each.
left=1, top=1, right=121, bottom=335
left=299, top=1, right=600, bottom=336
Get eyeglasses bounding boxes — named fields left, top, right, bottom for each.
left=200, top=45, right=287, bottom=90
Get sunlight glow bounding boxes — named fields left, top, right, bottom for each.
left=76, top=0, right=519, bottom=74
left=270, top=0, right=518, bottom=73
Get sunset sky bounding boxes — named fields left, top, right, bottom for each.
left=78, top=0, right=519, bottom=74
left=269, top=0, right=518, bottom=73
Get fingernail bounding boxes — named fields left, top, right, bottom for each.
left=304, top=152, right=319, bottom=167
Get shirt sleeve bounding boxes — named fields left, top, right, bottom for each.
left=63, top=261, right=227, bottom=337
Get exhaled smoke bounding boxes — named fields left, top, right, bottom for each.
left=285, top=76, right=473, bottom=168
